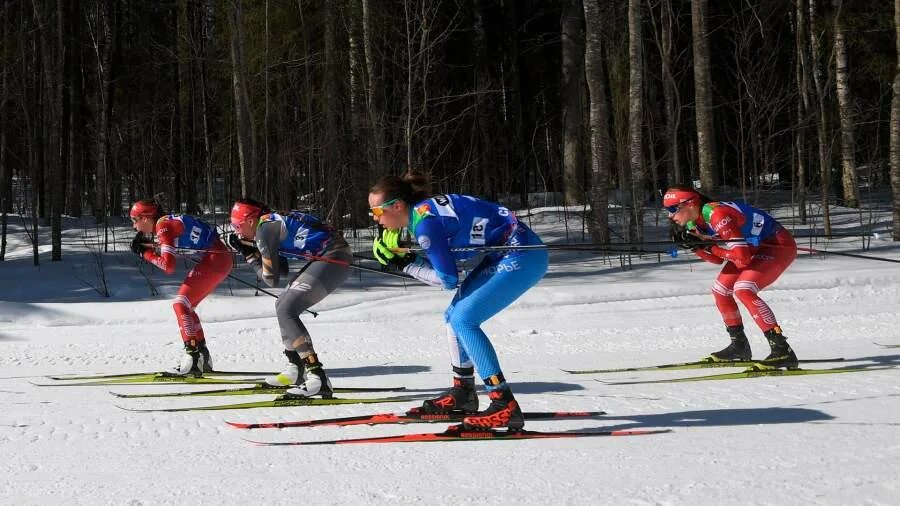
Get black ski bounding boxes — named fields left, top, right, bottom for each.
left=109, top=384, right=406, bottom=398
left=563, top=357, right=845, bottom=374
left=599, top=365, right=896, bottom=385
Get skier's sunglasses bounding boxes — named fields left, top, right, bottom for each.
left=665, top=197, right=697, bottom=215
left=369, top=198, right=399, bottom=217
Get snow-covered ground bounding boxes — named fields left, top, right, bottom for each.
left=1, top=204, right=899, bottom=505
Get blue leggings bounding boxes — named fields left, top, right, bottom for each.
left=444, top=228, right=548, bottom=390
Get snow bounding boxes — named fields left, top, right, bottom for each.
left=1, top=206, right=899, bottom=505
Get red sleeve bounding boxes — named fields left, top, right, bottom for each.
left=143, top=218, right=182, bottom=274
left=693, top=247, right=724, bottom=264
left=706, top=206, right=752, bottom=268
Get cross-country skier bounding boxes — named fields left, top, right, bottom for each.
left=129, top=198, right=232, bottom=376
left=228, top=198, right=352, bottom=398
left=663, top=184, right=798, bottom=369
left=367, top=172, right=548, bottom=430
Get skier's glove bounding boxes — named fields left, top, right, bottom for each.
left=373, top=227, right=415, bottom=269
left=670, top=223, right=696, bottom=250
left=228, top=233, right=258, bottom=258
left=130, top=232, right=147, bottom=255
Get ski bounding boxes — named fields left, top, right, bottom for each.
left=226, top=410, right=607, bottom=430
left=109, top=384, right=406, bottom=398
left=563, top=357, right=846, bottom=374
left=116, top=394, right=429, bottom=412
left=47, top=370, right=275, bottom=381
left=245, top=424, right=671, bottom=445
left=600, top=365, right=896, bottom=385
left=873, top=342, right=900, bottom=349
left=33, top=374, right=267, bottom=386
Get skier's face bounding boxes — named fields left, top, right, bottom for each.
left=131, top=215, right=155, bottom=235
left=231, top=217, right=257, bottom=240
left=668, top=201, right=699, bottom=227
left=368, top=192, right=408, bottom=230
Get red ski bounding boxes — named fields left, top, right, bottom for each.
left=246, top=424, right=671, bottom=445
left=226, top=410, right=606, bottom=430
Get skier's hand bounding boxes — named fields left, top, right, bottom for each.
left=228, top=233, right=258, bottom=258
left=670, top=223, right=697, bottom=250
left=130, top=232, right=147, bottom=255
left=373, top=227, right=414, bottom=268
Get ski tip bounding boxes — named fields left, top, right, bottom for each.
left=225, top=421, right=252, bottom=429
left=611, top=428, right=672, bottom=436
left=242, top=438, right=273, bottom=447
left=109, top=391, right=127, bottom=398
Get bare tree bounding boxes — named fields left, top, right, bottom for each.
left=692, top=0, right=716, bottom=191
left=627, top=0, right=645, bottom=243
left=891, top=0, right=900, bottom=240
left=653, top=0, right=683, bottom=186
left=810, top=0, right=832, bottom=235
left=795, top=0, right=812, bottom=223
left=561, top=0, right=585, bottom=204
left=228, top=0, right=255, bottom=197
left=832, top=0, right=859, bottom=208
left=583, top=0, right=611, bottom=244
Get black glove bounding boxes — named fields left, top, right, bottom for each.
left=388, top=251, right=416, bottom=269
left=671, top=223, right=715, bottom=251
left=130, top=232, right=146, bottom=255
left=228, top=233, right=258, bottom=257
left=670, top=223, right=702, bottom=250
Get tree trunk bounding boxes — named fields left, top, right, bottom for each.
left=795, top=0, right=811, bottom=224
left=583, top=0, right=611, bottom=245
left=660, top=0, right=681, bottom=186
left=228, top=0, right=255, bottom=197
left=52, top=0, right=71, bottom=261
left=561, top=0, right=585, bottom=204
left=810, top=0, right=832, bottom=235
left=627, top=0, right=644, bottom=243
left=833, top=0, right=859, bottom=208
left=361, top=0, right=385, bottom=178
left=891, top=0, right=900, bottom=240
left=94, top=0, right=115, bottom=228
left=691, top=0, right=716, bottom=191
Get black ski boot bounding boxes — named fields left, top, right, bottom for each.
left=757, top=326, right=799, bottom=369
left=706, top=325, right=752, bottom=362
left=462, top=387, right=525, bottom=431
left=408, top=376, right=478, bottom=415
left=197, top=342, right=214, bottom=373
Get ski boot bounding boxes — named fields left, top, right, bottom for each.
left=197, top=342, right=214, bottom=373
left=755, top=326, right=798, bottom=370
left=174, top=341, right=210, bottom=378
left=285, top=354, right=333, bottom=398
left=462, top=387, right=525, bottom=431
left=705, top=325, right=752, bottom=362
left=265, top=350, right=304, bottom=387
left=407, top=376, right=478, bottom=415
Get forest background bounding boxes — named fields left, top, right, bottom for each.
left=1, top=0, right=899, bottom=264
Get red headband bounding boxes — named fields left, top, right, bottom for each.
left=130, top=201, right=159, bottom=218
left=662, top=189, right=700, bottom=209
left=231, top=202, right=263, bottom=224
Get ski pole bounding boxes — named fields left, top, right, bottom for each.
left=177, top=253, right=317, bottom=316
left=277, top=250, right=416, bottom=280
left=796, top=246, right=900, bottom=264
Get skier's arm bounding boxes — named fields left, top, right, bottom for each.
left=251, top=220, right=285, bottom=287
left=143, top=218, right=182, bottom=275
left=693, top=247, right=724, bottom=264
left=706, top=209, right=752, bottom=268
left=402, top=256, right=445, bottom=287
left=414, top=218, right=459, bottom=289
